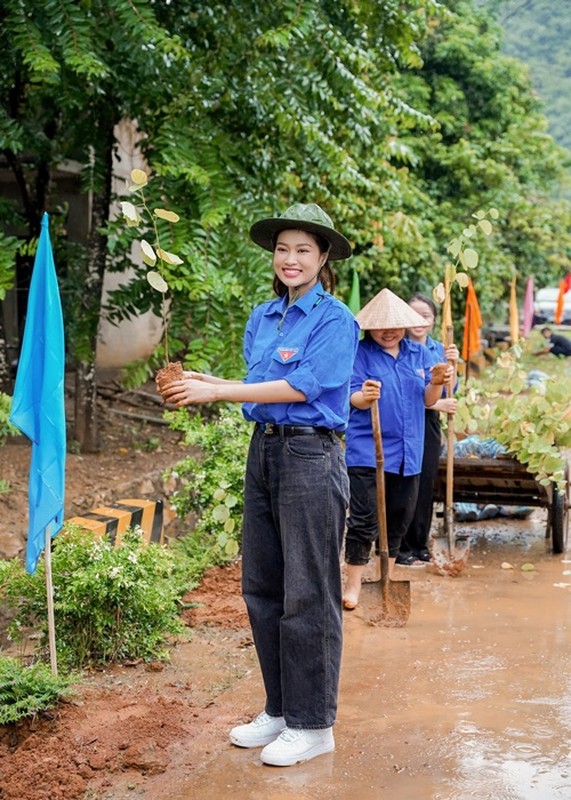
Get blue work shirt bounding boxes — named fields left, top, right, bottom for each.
left=425, top=335, right=445, bottom=364
left=424, top=334, right=459, bottom=392
left=242, top=282, right=360, bottom=431
left=345, top=336, right=433, bottom=474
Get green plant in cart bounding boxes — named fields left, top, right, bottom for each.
left=454, top=346, right=571, bottom=491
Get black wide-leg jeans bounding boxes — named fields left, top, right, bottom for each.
left=241, top=428, right=349, bottom=730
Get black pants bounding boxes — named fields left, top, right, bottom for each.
left=345, top=466, right=420, bottom=562
left=400, top=410, right=441, bottom=557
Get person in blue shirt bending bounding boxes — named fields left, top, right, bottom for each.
left=342, top=288, right=452, bottom=611
left=158, top=203, right=359, bottom=767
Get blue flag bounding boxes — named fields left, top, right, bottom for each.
left=9, top=213, right=66, bottom=574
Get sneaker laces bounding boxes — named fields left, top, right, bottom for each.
left=253, top=711, right=275, bottom=727
left=277, top=727, right=304, bottom=743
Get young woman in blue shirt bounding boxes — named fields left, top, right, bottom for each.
left=398, top=293, right=459, bottom=564
left=342, top=288, right=452, bottom=611
left=159, top=203, right=359, bottom=767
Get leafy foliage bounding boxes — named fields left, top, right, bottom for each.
left=454, top=337, right=571, bottom=489
left=2, top=0, right=571, bottom=393
left=0, top=527, right=185, bottom=669
left=383, top=0, right=571, bottom=330
left=118, top=168, right=184, bottom=363
left=0, top=391, right=18, bottom=446
left=164, top=406, right=251, bottom=560
left=432, top=206, right=499, bottom=335
left=0, top=656, right=74, bottom=724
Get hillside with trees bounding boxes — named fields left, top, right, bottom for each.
left=485, top=0, right=571, bottom=155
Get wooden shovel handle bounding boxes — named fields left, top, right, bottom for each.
left=445, top=325, right=456, bottom=510
left=371, top=400, right=390, bottom=591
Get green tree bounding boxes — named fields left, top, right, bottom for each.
left=359, top=0, right=571, bottom=329
left=0, top=0, right=195, bottom=449
left=486, top=0, right=571, bottom=156
left=2, top=0, right=570, bottom=428
left=105, top=0, right=442, bottom=381
left=1, top=0, right=439, bottom=425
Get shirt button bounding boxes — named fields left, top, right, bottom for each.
left=279, top=332, right=284, bottom=337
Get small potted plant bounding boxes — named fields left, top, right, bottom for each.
left=119, top=168, right=184, bottom=391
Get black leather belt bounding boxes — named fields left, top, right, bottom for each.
left=256, top=423, right=332, bottom=437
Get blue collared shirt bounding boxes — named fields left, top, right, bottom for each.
left=345, top=336, right=433, bottom=474
left=425, top=335, right=445, bottom=364
left=424, top=334, right=459, bottom=392
left=242, top=282, right=360, bottom=430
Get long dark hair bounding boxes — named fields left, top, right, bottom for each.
left=272, top=230, right=337, bottom=296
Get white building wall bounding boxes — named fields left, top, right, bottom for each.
left=96, top=120, right=164, bottom=368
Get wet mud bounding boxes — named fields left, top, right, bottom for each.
left=174, top=512, right=571, bottom=800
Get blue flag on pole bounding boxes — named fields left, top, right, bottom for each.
left=9, top=213, right=66, bottom=574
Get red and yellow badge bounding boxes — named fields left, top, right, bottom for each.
left=277, top=347, right=299, bottom=362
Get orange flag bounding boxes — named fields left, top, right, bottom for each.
left=509, top=275, right=519, bottom=344
left=554, top=279, right=566, bottom=324
left=462, top=278, right=483, bottom=362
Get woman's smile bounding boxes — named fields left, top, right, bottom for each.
left=273, top=230, right=323, bottom=298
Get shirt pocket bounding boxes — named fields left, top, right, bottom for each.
left=401, top=361, right=427, bottom=392
left=271, top=345, right=305, bottom=370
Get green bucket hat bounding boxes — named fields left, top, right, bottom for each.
left=249, top=203, right=352, bottom=261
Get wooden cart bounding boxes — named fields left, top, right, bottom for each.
left=434, top=454, right=570, bottom=554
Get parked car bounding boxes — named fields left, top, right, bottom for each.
left=534, top=286, right=571, bottom=325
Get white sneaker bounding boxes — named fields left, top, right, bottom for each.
left=260, top=726, right=335, bottom=766
left=230, top=711, right=286, bottom=748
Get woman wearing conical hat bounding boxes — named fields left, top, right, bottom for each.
left=342, top=288, right=453, bottom=610
left=159, top=203, right=359, bottom=766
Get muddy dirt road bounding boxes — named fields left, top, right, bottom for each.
left=174, top=513, right=571, bottom=800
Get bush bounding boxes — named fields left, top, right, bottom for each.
left=165, top=405, right=251, bottom=562
left=0, top=656, right=74, bottom=724
left=0, top=526, right=185, bottom=669
left=0, top=391, right=18, bottom=447
left=454, top=341, right=571, bottom=489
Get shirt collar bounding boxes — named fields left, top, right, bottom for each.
left=264, top=282, right=326, bottom=318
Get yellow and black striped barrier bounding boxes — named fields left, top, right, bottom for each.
left=66, top=498, right=164, bottom=546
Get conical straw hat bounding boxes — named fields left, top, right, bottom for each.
left=356, top=288, right=428, bottom=330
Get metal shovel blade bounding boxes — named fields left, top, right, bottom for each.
left=431, top=529, right=471, bottom=577
left=366, top=554, right=411, bottom=627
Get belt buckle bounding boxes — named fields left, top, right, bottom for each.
left=264, top=423, right=275, bottom=435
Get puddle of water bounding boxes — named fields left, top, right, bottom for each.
left=171, top=516, right=571, bottom=800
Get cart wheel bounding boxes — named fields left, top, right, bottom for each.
left=551, top=478, right=570, bottom=554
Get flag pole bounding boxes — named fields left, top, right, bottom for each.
left=465, top=303, right=471, bottom=383
left=44, top=525, right=58, bottom=675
